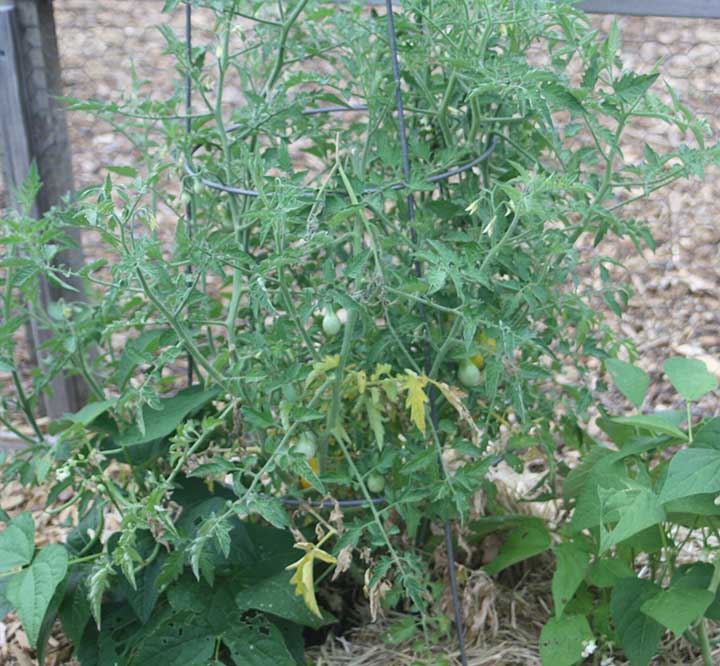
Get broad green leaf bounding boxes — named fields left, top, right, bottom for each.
left=599, top=487, right=665, bottom=554
left=658, top=448, right=720, bottom=504
left=7, top=544, right=68, bottom=647
left=672, top=563, right=720, bottom=621
left=130, top=612, right=214, bottom=666
left=115, top=385, right=218, bottom=447
left=588, top=558, right=635, bottom=588
left=484, top=518, right=551, bottom=576
left=68, top=400, right=116, bottom=426
left=611, top=577, right=664, bottom=666
left=640, top=587, right=714, bottom=636
left=552, top=542, right=590, bottom=617
left=663, top=357, right=718, bottom=402
left=613, top=72, right=659, bottom=104
left=606, top=359, right=649, bottom=408
left=607, top=414, right=686, bottom=440
left=235, top=570, right=335, bottom=630
left=223, top=619, right=296, bottom=666
left=692, top=417, right=720, bottom=450
left=0, top=578, right=12, bottom=619
left=0, top=512, right=35, bottom=573
left=539, top=614, right=593, bottom=666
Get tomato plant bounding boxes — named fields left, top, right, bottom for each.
left=0, top=0, right=718, bottom=663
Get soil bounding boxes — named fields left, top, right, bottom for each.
left=1, top=3, right=720, bottom=665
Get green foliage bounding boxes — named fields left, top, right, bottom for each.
left=1, top=0, right=718, bottom=663
left=541, top=356, right=720, bottom=665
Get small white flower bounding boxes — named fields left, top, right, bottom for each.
left=714, top=494, right=720, bottom=506
left=55, top=466, right=71, bottom=482
left=581, top=640, right=597, bottom=659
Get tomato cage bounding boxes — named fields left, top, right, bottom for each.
left=180, top=2, right=497, bottom=660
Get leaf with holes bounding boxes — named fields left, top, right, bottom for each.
left=539, top=614, right=593, bottom=666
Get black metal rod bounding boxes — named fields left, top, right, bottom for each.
left=184, top=140, right=497, bottom=198
left=384, top=2, right=468, bottom=664
left=184, top=0, right=195, bottom=386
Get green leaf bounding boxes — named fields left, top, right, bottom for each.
left=588, top=558, right=635, bottom=588
left=552, top=542, right=591, bottom=617
left=663, top=357, right=718, bottom=402
left=613, top=72, right=659, bottom=104
left=611, top=577, right=664, bottom=666
left=539, top=614, right=593, bottom=666
left=235, top=570, right=335, bottom=630
left=115, top=385, right=218, bottom=448
left=0, top=512, right=35, bottom=573
left=68, top=400, right=116, bottom=426
left=672, top=563, right=720, bottom=621
left=607, top=414, right=687, bottom=440
left=130, top=612, right=215, bottom=666
left=484, top=518, right=551, bottom=576
left=598, top=486, right=665, bottom=554
left=223, top=619, right=296, bottom=666
left=104, top=165, right=138, bottom=178
left=640, top=587, right=714, bottom=636
left=7, top=544, right=68, bottom=647
left=606, top=359, right=649, bottom=408
left=658, top=448, right=720, bottom=504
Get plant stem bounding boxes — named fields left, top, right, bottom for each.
left=135, top=267, right=226, bottom=388
left=699, top=620, right=713, bottom=666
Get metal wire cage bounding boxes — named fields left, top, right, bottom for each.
left=180, top=1, right=492, bottom=661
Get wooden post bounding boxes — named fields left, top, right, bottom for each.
left=0, top=0, right=87, bottom=417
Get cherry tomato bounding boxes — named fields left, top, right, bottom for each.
left=458, top=360, right=482, bottom=388
left=366, top=472, right=386, bottom=494
left=322, top=310, right=342, bottom=337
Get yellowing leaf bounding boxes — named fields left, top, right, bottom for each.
left=305, top=355, right=340, bottom=388
left=431, top=379, right=484, bottom=447
left=356, top=370, right=367, bottom=395
left=366, top=398, right=385, bottom=450
left=286, top=537, right=337, bottom=618
left=402, top=372, right=429, bottom=435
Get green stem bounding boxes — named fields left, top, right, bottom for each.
left=699, top=620, right=713, bottom=666
left=135, top=267, right=226, bottom=388
left=261, top=0, right=310, bottom=97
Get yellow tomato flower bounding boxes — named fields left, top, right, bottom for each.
left=286, top=531, right=337, bottom=618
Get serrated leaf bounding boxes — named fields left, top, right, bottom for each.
left=7, top=545, right=68, bottom=647
left=539, top=614, right=593, bottom=666
left=0, top=512, right=35, bottom=573
left=402, top=373, right=428, bottom=435
left=663, top=357, right=718, bottom=402
left=606, top=359, right=649, bottom=408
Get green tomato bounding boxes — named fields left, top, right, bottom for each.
left=294, top=432, right=317, bottom=460
left=458, top=360, right=482, bottom=388
left=322, top=310, right=342, bottom=337
left=366, top=472, right=386, bottom=494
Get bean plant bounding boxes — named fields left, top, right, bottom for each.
left=0, top=0, right=718, bottom=663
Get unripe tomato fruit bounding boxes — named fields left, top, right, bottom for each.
left=458, top=360, right=482, bottom=388
left=366, top=472, right=386, bottom=494
left=294, top=432, right=317, bottom=460
left=322, top=310, right=342, bottom=337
